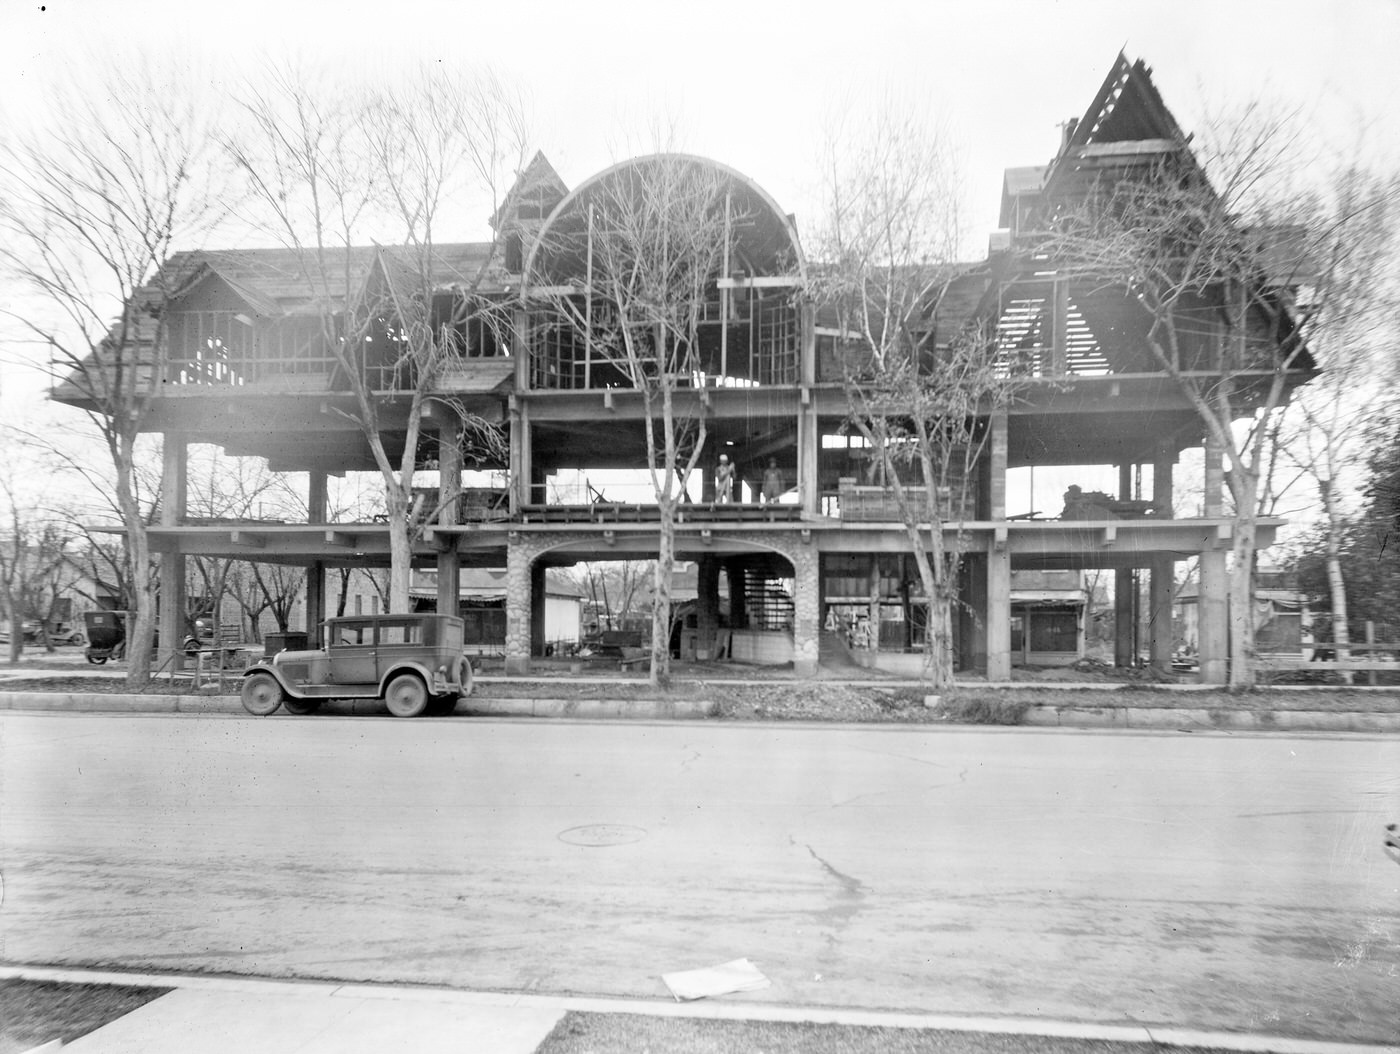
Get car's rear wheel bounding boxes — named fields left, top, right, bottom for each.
left=456, top=655, right=474, bottom=698
left=282, top=698, right=320, bottom=716
left=384, top=673, right=429, bottom=718
left=241, top=672, right=284, bottom=716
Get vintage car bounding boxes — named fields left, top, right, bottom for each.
left=240, top=614, right=473, bottom=718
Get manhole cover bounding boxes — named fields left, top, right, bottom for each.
left=558, top=824, right=647, bottom=847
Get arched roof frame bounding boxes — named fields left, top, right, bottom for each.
left=520, top=153, right=807, bottom=296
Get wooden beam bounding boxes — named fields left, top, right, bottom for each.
left=230, top=530, right=265, bottom=549
left=715, top=275, right=803, bottom=289
left=324, top=530, right=355, bottom=547
left=523, top=284, right=586, bottom=299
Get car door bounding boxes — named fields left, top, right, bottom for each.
left=328, top=618, right=377, bottom=685
left=374, top=618, right=423, bottom=682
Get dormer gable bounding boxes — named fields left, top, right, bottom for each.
left=492, top=151, right=569, bottom=273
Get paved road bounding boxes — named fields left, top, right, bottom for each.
left=1, top=713, right=1397, bottom=1043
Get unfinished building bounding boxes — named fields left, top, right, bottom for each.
left=53, top=55, right=1314, bottom=682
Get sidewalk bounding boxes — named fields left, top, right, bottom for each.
left=6, top=966, right=1395, bottom=1054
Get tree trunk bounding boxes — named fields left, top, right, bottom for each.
left=385, top=487, right=413, bottom=613
left=650, top=499, right=675, bottom=689
left=115, top=435, right=156, bottom=689
left=1320, top=478, right=1352, bottom=684
left=7, top=608, right=21, bottom=664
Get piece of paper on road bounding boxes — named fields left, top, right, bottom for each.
left=661, top=958, right=771, bottom=1001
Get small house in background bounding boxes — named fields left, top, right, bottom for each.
left=1010, top=570, right=1088, bottom=666
left=410, top=568, right=583, bottom=657
left=1174, top=567, right=1309, bottom=661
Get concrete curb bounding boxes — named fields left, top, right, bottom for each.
left=1022, top=703, right=1400, bottom=734
left=1, top=690, right=1399, bottom=732
left=0, top=964, right=1394, bottom=1054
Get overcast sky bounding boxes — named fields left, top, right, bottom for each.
left=6, top=0, right=1398, bottom=239
left=2, top=0, right=1396, bottom=514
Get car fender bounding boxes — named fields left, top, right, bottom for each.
left=377, top=661, right=440, bottom=696
left=242, top=662, right=304, bottom=699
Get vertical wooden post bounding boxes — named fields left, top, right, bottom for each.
left=510, top=307, right=530, bottom=515
left=1367, top=620, right=1378, bottom=687
left=721, top=191, right=731, bottom=381
left=798, top=303, right=819, bottom=515
left=584, top=202, right=594, bottom=390
left=1051, top=277, right=1068, bottom=375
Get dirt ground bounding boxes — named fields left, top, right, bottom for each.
left=4, top=655, right=1400, bottom=722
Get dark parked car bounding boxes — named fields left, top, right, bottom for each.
left=240, top=614, right=473, bottom=718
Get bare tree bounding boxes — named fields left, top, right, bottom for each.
left=1035, top=105, right=1384, bottom=686
left=532, top=156, right=734, bottom=686
left=813, top=108, right=1016, bottom=689
left=0, top=453, right=81, bottom=662
left=1273, top=166, right=1400, bottom=676
left=0, top=65, right=227, bottom=686
left=227, top=64, right=521, bottom=610
left=185, top=448, right=302, bottom=640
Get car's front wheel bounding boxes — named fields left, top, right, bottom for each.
left=241, top=672, right=284, bottom=716
left=384, top=673, right=429, bottom=718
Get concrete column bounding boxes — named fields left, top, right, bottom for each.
left=965, top=555, right=988, bottom=670
left=1114, top=570, right=1136, bottom=668
left=1114, top=462, right=1135, bottom=668
left=1149, top=443, right=1176, bottom=671
left=1199, top=436, right=1229, bottom=684
left=985, top=413, right=1011, bottom=681
left=504, top=536, right=532, bottom=675
left=157, top=434, right=187, bottom=671
left=695, top=555, right=720, bottom=660
left=509, top=399, right=531, bottom=514
left=436, top=420, right=462, bottom=619
left=306, top=470, right=327, bottom=647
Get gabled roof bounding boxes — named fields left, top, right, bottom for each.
left=491, top=151, right=569, bottom=229
left=50, top=241, right=514, bottom=409
left=1036, top=53, right=1197, bottom=222
left=170, top=262, right=282, bottom=318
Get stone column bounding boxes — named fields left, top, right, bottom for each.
left=790, top=542, right=820, bottom=678
left=157, top=433, right=187, bottom=671
left=505, top=534, right=533, bottom=675
left=436, top=419, right=462, bottom=619
left=1149, top=443, right=1176, bottom=672
left=1199, top=436, right=1229, bottom=684
left=306, top=469, right=327, bottom=647
left=985, top=413, right=1011, bottom=681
